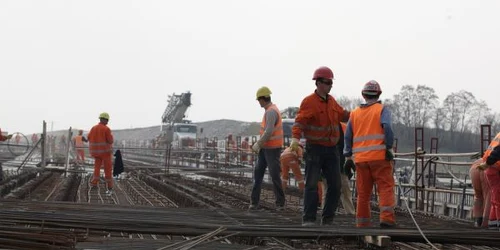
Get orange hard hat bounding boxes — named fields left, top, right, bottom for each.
left=312, top=66, right=334, bottom=80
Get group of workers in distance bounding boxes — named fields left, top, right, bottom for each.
left=250, top=66, right=396, bottom=228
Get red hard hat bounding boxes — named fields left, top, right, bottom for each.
left=362, top=80, right=382, bottom=96
left=312, top=66, right=334, bottom=80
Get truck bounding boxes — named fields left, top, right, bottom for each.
left=158, top=92, right=197, bottom=149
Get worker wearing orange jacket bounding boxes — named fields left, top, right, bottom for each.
left=73, top=130, right=88, bottom=165
left=470, top=158, right=491, bottom=228
left=241, top=137, right=250, bottom=163
left=291, top=66, right=350, bottom=226
left=477, top=133, right=500, bottom=229
left=88, top=112, right=114, bottom=195
left=280, top=144, right=305, bottom=191
left=343, top=80, right=396, bottom=228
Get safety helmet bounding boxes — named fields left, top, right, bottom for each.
left=99, top=112, right=110, bottom=120
left=361, top=80, right=382, bottom=96
left=256, top=86, right=272, bottom=100
left=312, top=66, right=334, bottom=80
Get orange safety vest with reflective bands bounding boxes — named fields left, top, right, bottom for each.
left=351, top=103, right=386, bottom=163
left=483, top=132, right=500, bottom=169
left=88, top=123, right=114, bottom=157
left=260, top=104, right=284, bottom=148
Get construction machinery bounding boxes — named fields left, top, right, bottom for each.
left=158, top=92, right=197, bottom=149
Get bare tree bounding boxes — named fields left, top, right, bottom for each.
left=414, top=85, right=439, bottom=127
left=336, top=96, right=363, bottom=111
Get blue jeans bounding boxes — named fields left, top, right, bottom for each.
left=303, top=144, right=341, bottom=222
left=250, top=148, right=285, bottom=207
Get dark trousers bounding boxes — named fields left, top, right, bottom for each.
left=250, top=148, right=285, bottom=207
left=303, top=144, right=341, bottom=222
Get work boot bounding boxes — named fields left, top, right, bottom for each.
left=248, top=204, right=259, bottom=211
left=321, top=217, right=334, bottom=226
left=302, top=221, right=315, bottom=227
left=380, top=222, right=396, bottom=229
left=106, top=189, right=114, bottom=196
left=275, top=205, right=285, bottom=212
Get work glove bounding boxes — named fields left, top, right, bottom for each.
left=343, top=158, right=356, bottom=180
left=386, top=148, right=395, bottom=161
left=477, top=162, right=490, bottom=171
left=251, top=142, right=262, bottom=154
left=290, top=138, right=300, bottom=152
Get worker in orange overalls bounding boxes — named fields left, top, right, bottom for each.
left=343, top=80, right=396, bottom=228
left=477, top=133, right=500, bottom=229
left=470, top=158, right=490, bottom=227
left=88, top=112, right=114, bottom=195
left=280, top=143, right=305, bottom=191
left=73, top=130, right=88, bottom=165
left=241, top=137, right=250, bottom=163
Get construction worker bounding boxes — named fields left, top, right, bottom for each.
left=241, top=137, right=250, bottom=163
left=343, top=80, right=396, bottom=228
left=337, top=122, right=355, bottom=214
left=280, top=143, right=305, bottom=191
left=88, top=112, right=114, bottom=195
left=72, top=130, right=88, bottom=165
left=0, top=128, right=12, bottom=142
left=292, top=66, right=350, bottom=226
left=31, top=133, right=39, bottom=146
left=249, top=86, right=285, bottom=211
left=470, top=158, right=490, bottom=228
left=477, top=136, right=500, bottom=229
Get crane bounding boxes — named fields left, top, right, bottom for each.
left=157, top=91, right=197, bottom=149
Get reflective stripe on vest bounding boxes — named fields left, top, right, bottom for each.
left=351, top=103, right=386, bottom=163
left=260, top=104, right=283, bottom=148
left=483, top=132, right=500, bottom=169
left=89, top=142, right=112, bottom=155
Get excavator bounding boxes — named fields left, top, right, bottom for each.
left=157, top=92, right=197, bottom=149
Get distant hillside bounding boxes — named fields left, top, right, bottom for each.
left=111, top=119, right=260, bottom=142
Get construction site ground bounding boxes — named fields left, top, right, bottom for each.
left=2, top=155, right=500, bottom=250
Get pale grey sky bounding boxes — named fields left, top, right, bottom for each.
left=1, top=0, right=498, bottom=134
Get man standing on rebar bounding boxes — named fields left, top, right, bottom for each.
left=72, top=130, right=88, bottom=165
left=249, top=86, right=285, bottom=211
left=470, top=158, right=490, bottom=228
left=291, top=66, right=350, bottom=226
left=88, top=112, right=114, bottom=195
left=477, top=138, right=500, bottom=229
left=343, top=80, right=396, bottom=228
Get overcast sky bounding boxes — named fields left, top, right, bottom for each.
left=1, top=0, right=498, bottom=135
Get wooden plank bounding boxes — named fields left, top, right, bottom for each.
left=364, top=235, right=391, bottom=247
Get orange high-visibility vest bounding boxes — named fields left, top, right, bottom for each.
left=88, top=123, right=114, bottom=157
left=260, top=104, right=284, bottom=148
left=351, top=103, right=386, bottom=163
left=341, top=122, right=346, bottom=134
left=483, top=132, right=500, bottom=169
left=74, top=135, right=84, bottom=148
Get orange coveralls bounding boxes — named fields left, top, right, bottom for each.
left=88, top=122, right=114, bottom=189
left=280, top=146, right=305, bottom=190
left=470, top=158, right=491, bottom=227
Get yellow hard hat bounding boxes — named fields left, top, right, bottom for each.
left=99, top=112, right=110, bottom=120
left=256, top=86, right=272, bottom=100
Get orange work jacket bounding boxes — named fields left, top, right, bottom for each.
left=350, top=103, right=386, bottom=163
left=483, top=132, right=500, bottom=170
left=88, top=123, right=114, bottom=157
left=260, top=104, right=284, bottom=148
left=293, top=92, right=347, bottom=147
